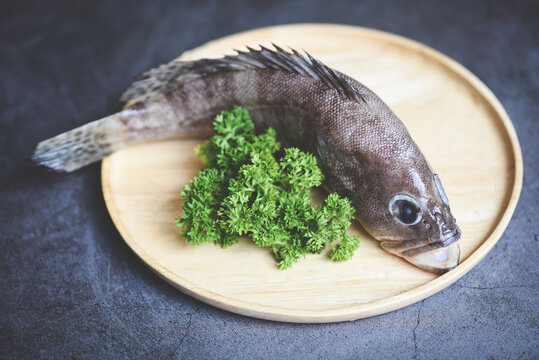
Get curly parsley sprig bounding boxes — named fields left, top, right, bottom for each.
left=176, top=106, right=359, bottom=269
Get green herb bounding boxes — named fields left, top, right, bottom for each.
left=176, top=106, right=359, bottom=269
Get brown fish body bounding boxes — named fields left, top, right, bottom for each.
left=33, top=46, right=461, bottom=273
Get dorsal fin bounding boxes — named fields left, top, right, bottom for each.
left=120, top=45, right=365, bottom=104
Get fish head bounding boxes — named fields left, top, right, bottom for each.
left=357, top=168, right=461, bottom=274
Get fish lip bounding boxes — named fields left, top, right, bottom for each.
left=400, top=241, right=461, bottom=274
left=380, top=227, right=462, bottom=274
left=401, top=226, right=462, bottom=257
left=411, top=244, right=461, bottom=274
left=379, top=226, right=461, bottom=257
left=440, top=226, right=461, bottom=247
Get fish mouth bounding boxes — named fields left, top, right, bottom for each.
left=381, top=227, right=461, bottom=274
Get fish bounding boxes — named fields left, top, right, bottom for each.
left=33, top=45, right=461, bottom=274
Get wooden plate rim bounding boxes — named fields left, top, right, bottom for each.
left=101, top=24, right=523, bottom=323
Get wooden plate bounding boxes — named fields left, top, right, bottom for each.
left=101, top=24, right=522, bottom=322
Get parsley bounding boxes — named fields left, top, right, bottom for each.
left=176, top=106, right=359, bottom=269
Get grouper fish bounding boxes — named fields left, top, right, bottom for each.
left=33, top=45, right=461, bottom=273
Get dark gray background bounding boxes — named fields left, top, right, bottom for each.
left=1, top=0, right=538, bottom=359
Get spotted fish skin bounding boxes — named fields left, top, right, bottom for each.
left=33, top=45, right=461, bottom=273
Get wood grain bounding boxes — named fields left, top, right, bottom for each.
left=101, top=24, right=523, bottom=323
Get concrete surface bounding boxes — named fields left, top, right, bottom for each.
left=1, top=0, right=537, bottom=359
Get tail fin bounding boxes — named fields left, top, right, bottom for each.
left=32, top=114, right=125, bottom=172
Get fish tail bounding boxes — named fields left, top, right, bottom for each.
left=32, top=113, right=125, bottom=172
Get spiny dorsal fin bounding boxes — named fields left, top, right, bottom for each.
left=120, top=45, right=365, bottom=104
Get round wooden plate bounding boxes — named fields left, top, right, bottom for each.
left=101, top=24, right=522, bottom=323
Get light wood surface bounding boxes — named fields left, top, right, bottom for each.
left=101, top=24, right=523, bottom=323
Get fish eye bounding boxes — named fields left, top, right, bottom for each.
left=389, top=194, right=422, bottom=225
